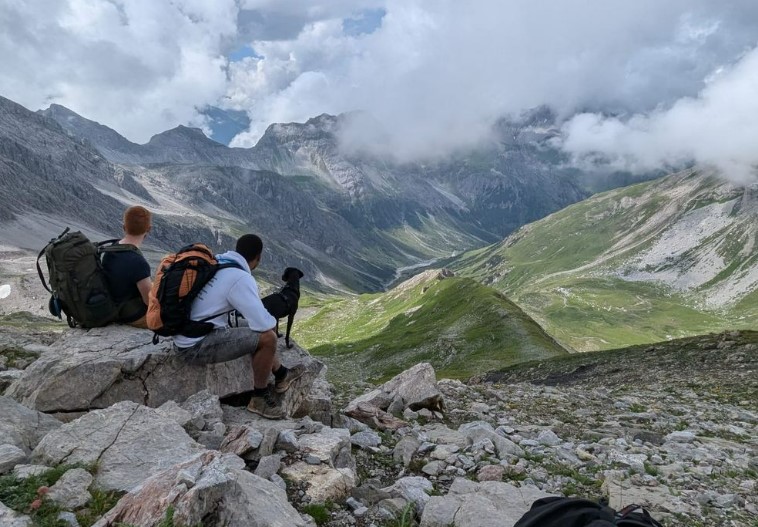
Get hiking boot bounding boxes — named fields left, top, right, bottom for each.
left=246, top=391, right=285, bottom=419
left=274, top=364, right=306, bottom=394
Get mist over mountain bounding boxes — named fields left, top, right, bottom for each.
left=3, top=95, right=595, bottom=295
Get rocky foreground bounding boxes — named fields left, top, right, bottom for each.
left=0, top=323, right=756, bottom=527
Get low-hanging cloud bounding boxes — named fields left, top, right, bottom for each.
left=559, top=46, right=758, bottom=183
left=2, top=0, right=758, bottom=176
left=225, top=0, right=758, bottom=167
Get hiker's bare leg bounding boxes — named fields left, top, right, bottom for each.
left=252, top=330, right=277, bottom=388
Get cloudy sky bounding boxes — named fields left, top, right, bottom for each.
left=1, top=0, right=757, bottom=178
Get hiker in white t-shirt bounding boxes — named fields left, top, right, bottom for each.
left=174, top=234, right=304, bottom=419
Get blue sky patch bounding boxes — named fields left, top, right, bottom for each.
left=343, top=8, right=386, bottom=37
left=228, top=44, right=259, bottom=62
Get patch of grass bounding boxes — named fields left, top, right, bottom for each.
left=0, top=346, right=39, bottom=368
left=0, top=464, right=85, bottom=527
left=76, top=489, right=124, bottom=527
left=301, top=503, right=331, bottom=525
left=382, top=502, right=416, bottom=527
left=629, top=403, right=647, bottom=413
left=644, top=462, right=660, bottom=477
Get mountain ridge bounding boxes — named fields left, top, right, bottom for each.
left=453, top=169, right=758, bottom=351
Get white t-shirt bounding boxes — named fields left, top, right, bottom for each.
left=173, top=250, right=276, bottom=348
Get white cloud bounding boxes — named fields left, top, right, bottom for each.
left=0, top=0, right=237, bottom=142
left=2, top=0, right=758, bottom=174
left=224, top=0, right=758, bottom=164
left=560, top=47, right=758, bottom=183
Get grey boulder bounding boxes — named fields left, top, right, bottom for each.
left=0, top=444, right=27, bottom=474
left=93, top=450, right=307, bottom=527
left=346, top=362, right=443, bottom=415
left=0, top=396, right=61, bottom=453
left=0, top=501, right=31, bottom=527
left=420, top=478, right=556, bottom=527
left=32, top=401, right=205, bottom=492
left=7, top=326, right=324, bottom=418
left=47, top=468, right=93, bottom=509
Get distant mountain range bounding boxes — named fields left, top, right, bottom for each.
left=453, top=169, right=758, bottom=351
left=0, top=94, right=609, bottom=292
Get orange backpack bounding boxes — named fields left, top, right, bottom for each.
left=147, top=244, right=240, bottom=343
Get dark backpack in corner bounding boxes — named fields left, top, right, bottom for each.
left=514, top=497, right=663, bottom=527
left=37, top=228, right=140, bottom=328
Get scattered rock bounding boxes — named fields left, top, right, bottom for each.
left=345, top=363, right=444, bottom=416
left=537, top=429, right=562, bottom=446
left=351, top=431, right=381, bottom=449
left=393, top=435, right=421, bottom=466
left=220, top=425, right=264, bottom=458
left=476, top=464, right=505, bottom=482
left=47, top=468, right=93, bottom=509
left=281, top=462, right=356, bottom=503
left=0, top=370, right=22, bottom=392
left=293, top=373, right=333, bottom=426
left=664, top=431, right=696, bottom=443
left=13, top=464, right=49, bottom=480
left=56, top=511, right=80, bottom=527
left=254, top=454, right=282, bottom=480
left=383, top=476, right=434, bottom=513
left=459, top=421, right=524, bottom=458
left=0, top=501, right=31, bottom=527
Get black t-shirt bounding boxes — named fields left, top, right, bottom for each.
left=102, top=249, right=151, bottom=320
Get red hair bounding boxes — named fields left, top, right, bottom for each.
left=123, top=206, right=151, bottom=236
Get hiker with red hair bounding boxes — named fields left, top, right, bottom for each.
left=102, top=205, right=154, bottom=328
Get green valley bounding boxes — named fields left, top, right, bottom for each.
left=296, top=270, right=567, bottom=383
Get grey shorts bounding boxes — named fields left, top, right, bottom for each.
left=177, top=327, right=260, bottom=365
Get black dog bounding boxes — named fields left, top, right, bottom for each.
left=261, top=267, right=304, bottom=348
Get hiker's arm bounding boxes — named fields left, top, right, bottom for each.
left=228, top=275, right=276, bottom=332
left=136, top=277, right=152, bottom=306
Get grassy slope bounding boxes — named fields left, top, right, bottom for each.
left=452, top=171, right=757, bottom=351
left=297, top=273, right=567, bottom=383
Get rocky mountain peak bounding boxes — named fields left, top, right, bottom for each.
left=147, top=125, right=222, bottom=147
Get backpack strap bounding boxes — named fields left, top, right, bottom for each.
left=616, top=505, right=663, bottom=527
left=36, top=245, right=52, bottom=293
left=36, top=227, right=71, bottom=293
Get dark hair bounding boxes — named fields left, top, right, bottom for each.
left=236, top=234, right=263, bottom=262
left=123, top=206, right=151, bottom=236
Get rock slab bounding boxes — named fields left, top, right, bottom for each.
left=0, top=396, right=61, bottom=453
left=32, top=401, right=205, bottom=492
left=7, top=326, right=324, bottom=417
left=94, top=450, right=307, bottom=527
left=420, top=478, right=556, bottom=527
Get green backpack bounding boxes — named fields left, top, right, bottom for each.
left=36, top=228, right=143, bottom=328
